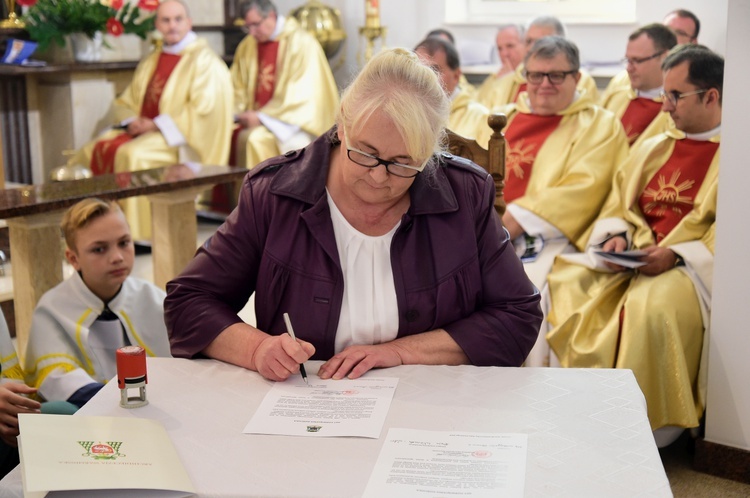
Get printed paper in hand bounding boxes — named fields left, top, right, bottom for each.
left=18, top=414, right=194, bottom=498
left=243, top=376, right=398, bottom=438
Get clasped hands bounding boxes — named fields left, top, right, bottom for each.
left=235, top=110, right=262, bottom=129
left=124, top=117, right=158, bottom=137
left=602, top=236, right=678, bottom=276
left=250, top=334, right=404, bottom=382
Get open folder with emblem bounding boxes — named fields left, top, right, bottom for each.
left=17, top=414, right=194, bottom=498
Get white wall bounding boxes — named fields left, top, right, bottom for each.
left=705, top=0, right=750, bottom=451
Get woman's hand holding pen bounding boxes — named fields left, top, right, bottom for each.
left=250, top=334, right=315, bottom=382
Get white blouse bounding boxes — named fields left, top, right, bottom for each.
left=327, top=190, right=400, bottom=354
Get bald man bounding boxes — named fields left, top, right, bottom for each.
left=70, top=0, right=233, bottom=240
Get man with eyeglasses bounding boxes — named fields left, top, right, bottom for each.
left=601, top=9, right=700, bottom=113
left=230, top=0, right=339, bottom=170
left=546, top=45, right=723, bottom=447
left=425, top=29, right=478, bottom=98
left=600, top=24, right=677, bottom=147
left=496, top=36, right=628, bottom=366
left=414, top=36, right=491, bottom=147
left=477, top=16, right=599, bottom=111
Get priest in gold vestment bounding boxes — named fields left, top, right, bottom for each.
left=599, top=24, right=677, bottom=147
left=231, top=0, right=339, bottom=169
left=499, top=37, right=627, bottom=289
left=476, top=16, right=599, bottom=111
left=475, top=24, right=525, bottom=108
left=415, top=37, right=491, bottom=147
left=70, top=0, right=233, bottom=240
left=499, top=37, right=628, bottom=367
left=546, top=46, right=723, bottom=444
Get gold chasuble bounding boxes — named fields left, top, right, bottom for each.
left=447, top=88, right=491, bottom=147
left=546, top=128, right=721, bottom=430
left=227, top=41, right=279, bottom=167
left=501, top=90, right=628, bottom=247
left=503, top=113, right=563, bottom=202
left=70, top=37, right=234, bottom=240
left=231, top=16, right=339, bottom=169
left=91, top=53, right=181, bottom=176
left=477, top=63, right=599, bottom=112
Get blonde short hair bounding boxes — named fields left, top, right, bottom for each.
left=61, top=198, right=123, bottom=251
left=336, top=48, right=450, bottom=165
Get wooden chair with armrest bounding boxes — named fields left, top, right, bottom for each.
left=445, top=113, right=507, bottom=216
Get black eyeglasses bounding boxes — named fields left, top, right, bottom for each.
left=660, top=89, right=709, bottom=106
left=621, top=51, right=666, bottom=66
left=346, top=146, right=424, bottom=178
left=241, top=15, right=267, bottom=33
left=524, top=70, right=577, bottom=85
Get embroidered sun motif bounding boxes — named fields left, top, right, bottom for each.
left=642, top=170, right=695, bottom=216
left=258, top=63, right=275, bottom=93
left=507, top=139, right=537, bottom=180
left=623, top=123, right=639, bottom=143
left=145, top=73, right=166, bottom=109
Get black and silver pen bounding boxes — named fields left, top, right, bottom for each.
left=282, top=312, right=308, bottom=384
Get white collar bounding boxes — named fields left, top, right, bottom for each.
left=269, top=15, right=285, bottom=41
left=637, top=86, right=662, bottom=99
left=162, top=31, right=196, bottom=54
left=685, top=125, right=721, bottom=141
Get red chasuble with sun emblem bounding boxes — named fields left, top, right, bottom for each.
left=254, top=41, right=280, bottom=109
left=620, top=98, right=662, bottom=146
left=90, top=53, right=182, bottom=175
left=503, top=113, right=563, bottom=202
left=638, top=139, right=720, bottom=242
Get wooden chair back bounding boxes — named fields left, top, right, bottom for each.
left=446, top=114, right=507, bottom=216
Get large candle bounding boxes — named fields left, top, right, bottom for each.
left=365, top=0, right=380, bottom=28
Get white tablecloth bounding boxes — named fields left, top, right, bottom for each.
left=0, top=358, right=671, bottom=497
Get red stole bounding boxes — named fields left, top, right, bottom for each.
left=254, top=41, right=280, bottom=109
left=620, top=97, right=662, bottom=145
left=638, top=139, right=719, bottom=242
left=503, top=113, right=563, bottom=202
left=90, top=53, right=182, bottom=175
left=512, top=82, right=528, bottom=104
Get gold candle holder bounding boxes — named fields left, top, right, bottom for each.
left=359, top=0, right=385, bottom=63
left=1, top=0, right=26, bottom=29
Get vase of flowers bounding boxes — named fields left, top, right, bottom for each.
left=21, top=0, right=158, bottom=61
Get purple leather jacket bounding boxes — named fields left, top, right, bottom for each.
left=165, top=131, right=541, bottom=366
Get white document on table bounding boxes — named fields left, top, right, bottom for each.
left=18, top=414, right=194, bottom=498
left=243, top=376, right=399, bottom=438
left=363, top=429, right=527, bottom=498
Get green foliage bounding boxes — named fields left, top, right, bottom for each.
left=23, top=0, right=155, bottom=52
